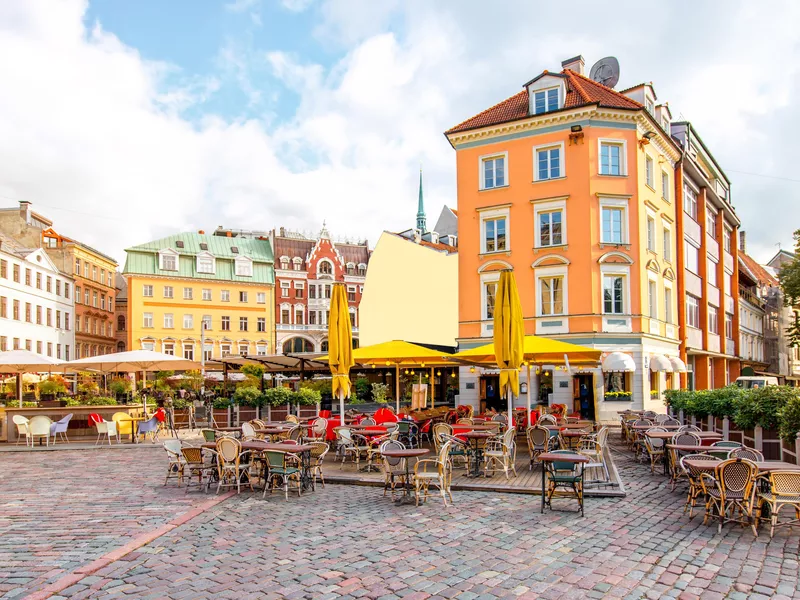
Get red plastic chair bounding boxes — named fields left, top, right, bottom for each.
left=154, top=408, right=167, bottom=423
left=88, top=413, right=103, bottom=426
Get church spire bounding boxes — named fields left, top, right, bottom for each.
left=416, top=168, right=426, bottom=232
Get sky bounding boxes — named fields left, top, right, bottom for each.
left=0, top=0, right=798, bottom=267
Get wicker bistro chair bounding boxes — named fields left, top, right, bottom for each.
left=432, top=422, right=453, bottom=454
left=700, top=457, right=759, bottom=535
left=484, top=428, right=517, bottom=479
left=285, top=414, right=299, bottom=424
left=308, top=441, right=329, bottom=488
left=456, top=418, right=473, bottom=425
left=680, top=454, right=719, bottom=518
left=662, top=418, right=681, bottom=427
left=181, top=446, right=217, bottom=493
left=215, top=437, right=254, bottom=495
left=543, top=449, right=586, bottom=516
left=678, top=425, right=701, bottom=433
left=642, top=427, right=668, bottom=473
left=263, top=450, right=302, bottom=500
left=338, top=431, right=371, bottom=470
left=308, top=417, right=328, bottom=441
left=709, top=441, right=743, bottom=460
left=413, top=441, right=454, bottom=507
left=538, top=414, right=557, bottom=426
left=755, top=471, right=800, bottom=537
left=12, top=415, right=31, bottom=447
left=441, top=433, right=470, bottom=470
left=526, top=426, right=552, bottom=470
left=629, top=419, right=653, bottom=454
left=380, top=440, right=408, bottom=498
left=241, top=422, right=257, bottom=441
left=201, top=429, right=217, bottom=443
left=654, top=414, right=670, bottom=424
left=163, top=439, right=185, bottom=486
left=577, top=427, right=610, bottom=484
left=730, top=447, right=765, bottom=462
left=397, top=421, right=419, bottom=449
left=360, top=417, right=377, bottom=426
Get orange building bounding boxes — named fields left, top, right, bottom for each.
left=445, top=56, right=686, bottom=419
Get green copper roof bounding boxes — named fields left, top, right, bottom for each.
left=123, top=232, right=274, bottom=284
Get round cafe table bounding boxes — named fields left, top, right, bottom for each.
left=380, top=448, right=429, bottom=505
left=460, top=431, right=495, bottom=478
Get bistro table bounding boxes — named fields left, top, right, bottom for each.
left=560, top=430, right=589, bottom=450
left=215, top=426, right=243, bottom=439
left=461, top=431, right=495, bottom=478
left=631, top=424, right=681, bottom=431
left=119, top=416, right=148, bottom=444
left=201, top=440, right=316, bottom=491
left=684, top=458, right=800, bottom=474
left=380, top=448, right=429, bottom=505
left=539, top=452, right=590, bottom=517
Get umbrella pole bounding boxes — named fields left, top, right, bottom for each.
left=395, top=364, right=400, bottom=414
left=526, top=363, right=532, bottom=427
left=507, top=388, right=513, bottom=433
left=339, top=388, right=345, bottom=426
left=430, top=367, right=434, bottom=409
left=17, top=372, right=22, bottom=408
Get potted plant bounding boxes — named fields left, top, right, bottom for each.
left=38, top=375, right=68, bottom=406
left=109, top=377, right=132, bottom=402
left=371, top=382, right=389, bottom=404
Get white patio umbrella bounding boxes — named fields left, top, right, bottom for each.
left=65, top=350, right=202, bottom=414
left=0, top=350, right=64, bottom=407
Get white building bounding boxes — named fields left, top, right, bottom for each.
left=0, top=232, right=75, bottom=359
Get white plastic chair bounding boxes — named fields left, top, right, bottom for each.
left=28, top=415, right=53, bottom=447
left=163, top=439, right=185, bottom=486
left=49, top=414, right=73, bottom=444
left=13, top=415, right=30, bottom=447
left=95, top=418, right=120, bottom=446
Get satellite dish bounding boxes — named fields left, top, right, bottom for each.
left=589, top=57, right=620, bottom=89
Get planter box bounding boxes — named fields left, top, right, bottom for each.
left=39, top=400, right=68, bottom=408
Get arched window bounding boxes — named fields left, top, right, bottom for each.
left=117, top=315, right=126, bottom=331
left=318, top=260, right=333, bottom=276
left=117, top=342, right=125, bottom=352
left=283, top=337, right=314, bottom=354
left=320, top=340, right=329, bottom=352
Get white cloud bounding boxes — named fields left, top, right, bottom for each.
left=281, top=0, right=314, bottom=13
left=0, top=0, right=798, bottom=270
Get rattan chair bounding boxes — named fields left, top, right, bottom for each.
left=730, top=447, right=765, bottom=462
left=215, top=437, right=253, bottom=495
left=380, top=440, right=407, bottom=498
left=680, top=453, right=718, bottom=518
left=755, top=471, right=800, bottom=537
left=654, top=414, right=669, bottom=424
left=484, top=428, right=517, bottom=479
left=308, top=417, right=328, bottom=441
left=678, top=425, right=701, bottom=433
left=263, top=450, right=301, bottom=500
left=308, top=441, right=329, bottom=488
left=285, top=414, right=299, bottom=424
left=526, top=426, right=551, bottom=470
left=700, top=457, right=758, bottom=534
left=668, top=432, right=702, bottom=489
left=642, top=427, right=667, bottom=473
left=163, top=439, right=185, bottom=486
left=537, top=414, right=557, bottom=426
left=432, top=422, right=453, bottom=454
left=663, top=418, right=681, bottom=427
left=543, top=449, right=585, bottom=516
left=181, top=446, right=217, bottom=493
left=360, top=417, right=376, bottom=426
left=413, top=441, right=454, bottom=506
left=241, top=422, right=257, bottom=441
left=456, top=418, right=473, bottom=425
left=201, top=429, right=216, bottom=442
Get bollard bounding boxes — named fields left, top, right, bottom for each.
left=754, top=425, right=763, bottom=452
left=722, top=416, right=730, bottom=441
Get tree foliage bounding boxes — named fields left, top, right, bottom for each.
left=778, top=229, right=800, bottom=347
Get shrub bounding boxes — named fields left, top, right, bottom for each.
left=264, top=386, right=294, bottom=407
left=78, top=381, right=99, bottom=396
left=38, top=376, right=68, bottom=396
left=778, top=393, right=800, bottom=444
left=354, top=377, right=372, bottom=403
left=67, top=396, right=117, bottom=406
left=232, top=385, right=262, bottom=408
left=734, top=385, right=798, bottom=431
left=213, top=397, right=232, bottom=409
left=172, top=397, right=190, bottom=410
left=663, top=389, right=694, bottom=413
left=371, top=383, right=389, bottom=404
left=295, top=387, right=321, bottom=406
left=109, top=377, right=132, bottom=395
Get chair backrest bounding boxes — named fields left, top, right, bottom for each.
left=312, top=417, right=328, bottom=435
left=396, top=421, right=410, bottom=434
left=729, top=447, right=764, bottom=462
left=265, top=450, right=286, bottom=469
left=645, top=427, right=667, bottom=448
left=662, top=418, right=681, bottom=427
left=643, top=410, right=657, bottom=419
left=527, top=426, right=549, bottom=448
left=216, top=437, right=241, bottom=464
left=380, top=440, right=406, bottom=467
left=383, top=422, right=398, bottom=434
left=201, top=429, right=216, bottom=442
left=680, top=453, right=717, bottom=478
left=182, top=446, right=204, bottom=463
left=678, top=425, right=700, bottom=433
left=335, top=427, right=353, bottom=444
left=632, top=419, right=653, bottom=428
left=360, top=417, right=376, bottom=426
left=12, top=415, right=29, bottom=426
left=596, top=426, right=609, bottom=447
left=672, top=432, right=701, bottom=446
left=285, top=414, right=299, bottom=424
left=711, top=441, right=742, bottom=448
left=28, top=415, right=52, bottom=435
left=654, top=414, right=669, bottom=424
left=492, top=413, right=508, bottom=423
left=87, top=413, right=103, bottom=426
left=53, top=413, right=72, bottom=426
left=289, top=426, right=302, bottom=441
left=548, top=449, right=579, bottom=472
left=456, top=418, right=473, bottom=425
left=768, top=471, right=800, bottom=498
left=251, top=419, right=266, bottom=428
left=309, top=441, right=328, bottom=461
left=241, top=422, right=256, bottom=439
left=163, top=439, right=182, bottom=457
left=538, top=414, right=557, bottom=425
left=718, top=458, right=758, bottom=496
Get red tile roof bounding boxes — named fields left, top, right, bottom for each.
left=446, top=69, right=642, bottom=135
left=739, top=252, right=778, bottom=287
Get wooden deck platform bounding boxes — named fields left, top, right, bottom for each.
left=318, top=441, right=625, bottom=498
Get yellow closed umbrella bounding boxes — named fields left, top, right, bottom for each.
left=328, top=283, right=354, bottom=425
left=493, top=271, right=524, bottom=431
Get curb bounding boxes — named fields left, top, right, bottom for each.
left=26, top=491, right=235, bottom=600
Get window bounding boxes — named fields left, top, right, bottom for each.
left=724, top=227, right=732, bottom=253
left=684, top=241, right=699, bottom=274
left=160, top=253, right=177, bottom=271
left=603, top=275, right=625, bottom=314
left=725, top=312, right=734, bottom=339
left=163, top=342, right=175, bottom=356
left=65, top=314, right=70, bottom=331
left=143, top=285, right=153, bottom=297
left=484, top=281, right=497, bottom=320
left=648, top=280, right=657, bottom=319
left=683, top=184, right=698, bottom=220
left=707, top=259, right=718, bottom=286
left=220, top=343, right=232, bottom=357
left=257, top=344, right=267, bottom=356
left=239, top=317, right=248, bottom=331
left=84, top=288, right=89, bottom=304
left=93, top=291, right=98, bottom=307
left=600, top=141, right=624, bottom=175
left=0, top=296, right=5, bottom=318
left=281, top=308, right=291, bottom=324
left=645, top=156, right=654, bottom=188
left=197, top=255, right=214, bottom=274
left=483, top=216, right=507, bottom=253
left=480, top=154, right=506, bottom=189
left=46, top=276, right=52, bottom=292
left=308, top=286, right=316, bottom=300
left=143, top=312, right=153, bottom=328
left=0, top=260, right=6, bottom=279
left=646, top=216, right=656, bottom=252
left=108, top=272, right=112, bottom=286
left=645, top=97, right=655, bottom=114
left=708, top=305, right=719, bottom=335
left=13, top=300, right=20, bottom=320
left=221, top=316, right=230, bottom=331
left=183, top=345, right=194, bottom=361
left=0, top=337, right=5, bottom=351
left=101, top=294, right=106, bottom=310
left=239, top=291, right=248, bottom=303
left=164, top=286, right=174, bottom=299
left=347, top=286, right=356, bottom=302
left=295, top=308, right=304, bottom=325
left=662, top=226, right=671, bottom=262
left=661, top=171, right=670, bottom=201
left=83, top=262, right=89, bottom=277
left=294, top=282, right=304, bottom=299
left=686, top=295, right=700, bottom=328
left=183, top=287, right=193, bottom=300
left=74, top=258, right=80, bottom=274
left=238, top=344, right=248, bottom=357
left=35, top=272, right=41, bottom=289
left=46, top=342, right=51, bottom=356
left=183, top=314, right=193, bottom=329
left=235, top=259, right=252, bottom=277
left=309, top=311, right=317, bottom=325
left=284, top=338, right=314, bottom=353
left=257, top=317, right=266, bottom=332
left=202, top=288, right=211, bottom=301
left=117, top=315, right=125, bottom=331
left=221, top=290, right=230, bottom=302
left=324, top=285, right=331, bottom=299
left=46, top=307, right=51, bottom=325
left=36, top=340, right=42, bottom=354
left=665, top=286, right=673, bottom=324
left=539, top=276, right=564, bottom=316
left=13, top=264, right=20, bottom=282
left=280, top=281, right=290, bottom=298
left=92, top=266, right=97, bottom=281
left=64, top=283, right=70, bottom=300
left=707, top=208, right=718, bottom=239
left=26, top=303, right=32, bottom=322
left=533, top=88, right=559, bottom=114
left=54, top=309, right=59, bottom=328
left=535, top=145, right=562, bottom=181
left=164, top=313, right=174, bottom=328
left=293, top=260, right=302, bottom=271
left=36, top=305, right=41, bottom=324
left=257, top=292, right=266, bottom=304
left=202, top=315, right=211, bottom=330
left=358, top=265, right=366, bottom=276
left=24, top=268, right=31, bottom=286
left=601, top=207, right=625, bottom=244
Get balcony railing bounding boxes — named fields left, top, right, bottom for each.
left=739, top=285, right=765, bottom=308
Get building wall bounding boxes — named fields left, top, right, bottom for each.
left=0, top=247, right=75, bottom=358
left=360, top=232, right=458, bottom=347
left=126, top=275, right=275, bottom=359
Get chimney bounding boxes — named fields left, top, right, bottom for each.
left=561, top=55, right=585, bottom=76
left=19, top=200, right=31, bottom=223
left=739, top=230, right=746, bottom=253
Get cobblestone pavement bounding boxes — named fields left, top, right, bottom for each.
left=3, top=440, right=800, bottom=599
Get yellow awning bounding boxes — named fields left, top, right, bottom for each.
left=322, top=340, right=453, bottom=366
left=453, top=335, right=601, bottom=366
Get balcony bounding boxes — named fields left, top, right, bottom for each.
left=739, top=285, right=765, bottom=309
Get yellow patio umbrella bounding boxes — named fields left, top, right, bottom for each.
left=328, top=283, right=354, bottom=425
left=493, top=271, right=524, bottom=431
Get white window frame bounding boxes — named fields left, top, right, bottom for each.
left=479, top=271, right=500, bottom=335
left=142, top=285, right=153, bottom=298
left=221, top=290, right=230, bottom=302
left=708, top=304, right=720, bottom=335
left=257, top=292, right=266, bottom=304
left=598, top=139, right=627, bottom=176
left=535, top=265, right=568, bottom=318
left=196, top=252, right=215, bottom=274
left=478, top=152, right=508, bottom=190
left=235, top=257, right=253, bottom=277
left=478, top=206, right=510, bottom=254
left=163, top=285, right=173, bottom=299
left=647, top=276, right=658, bottom=319
left=646, top=214, right=656, bottom=252
left=723, top=226, right=732, bottom=253
left=532, top=86, right=560, bottom=114
left=661, top=170, right=670, bottom=201
left=202, top=315, right=212, bottom=330
left=183, top=287, right=193, bottom=300
left=533, top=199, right=567, bottom=248
left=143, top=312, right=153, bottom=328
left=684, top=240, right=700, bottom=274
left=683, top=182, right=698, bottom=221
left=158, top=249, right=178, bottom=272
left=599, top=197, right=629, bottom=245
left=600, top=264, right=631, bottom=316
left=202, top=288, right=212, bottom=301
left=664, top=282, right=674, bottom=324
left=164, top=313, right=174, bottom=328
left=662, top=223, right=672, bottom=262
left=183, top=314, right=194, bottom=329
left=294, top=281, right=305, bottom=289
left=645, top=154, right=654, bottom=189
left=280, top=280, right=290, bottom=298
left=533, top=142, right=565, bottom=182
left=317, top=259, right=334, bottom=277
left=686, top=295, right=701, bottom=329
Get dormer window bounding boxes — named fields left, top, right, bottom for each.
left=279, top=256, right=289, bottom=270
left=346, top=262, right=355, bottom=276
left=175, top=240, right=185, bottom=249
left=357, top=263, right=367, bottom=276
left=235, top=257, right=253, bottom=277
left=196, top=252, right=215, bottom=274
left=158, top=249, right=178, bottom=271
left=533, top=88, right=559, bottom=114
left=645, top=97, right=655, bottom=115
left=292, top=257, right=302, bottom=271
left=662, top=117, right=670, bottom=131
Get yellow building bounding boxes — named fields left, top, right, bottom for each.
left=123, top=232, right=275, bottom=360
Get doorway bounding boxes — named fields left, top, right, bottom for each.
left=480, top=375, right=501, bottom=413
left=573, top=374, right=594, bottom=420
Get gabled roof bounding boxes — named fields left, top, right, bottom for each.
left=446, top=69, right=642, bottom=135
left=739, top=252, right=778, bottom=287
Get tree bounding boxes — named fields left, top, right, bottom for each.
left=778, top=229, right=800, bottom=347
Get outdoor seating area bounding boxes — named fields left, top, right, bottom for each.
left=620, top=410, right=800, bottom=537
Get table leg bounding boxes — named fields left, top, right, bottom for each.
left=541, top=459, right=546, bottom=513
left=394, top=459, right=415, bottom=505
